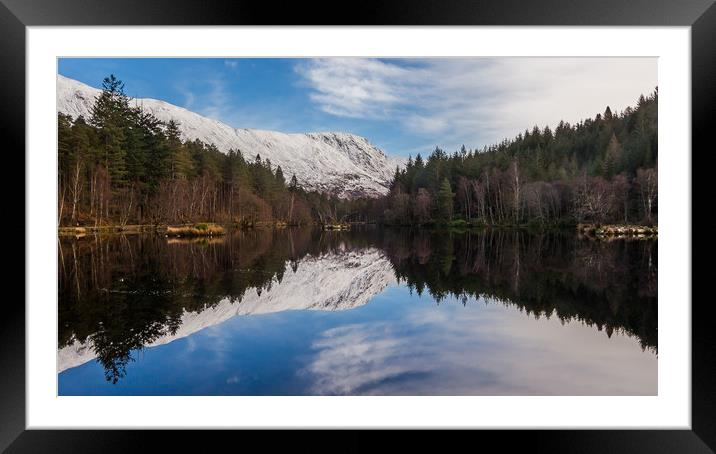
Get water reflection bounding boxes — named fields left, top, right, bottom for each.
left=303, top=290, right=656, bottom=395
left=58, top=227, right=657, bottom=394
left=383, top=229, right=657, bottom=350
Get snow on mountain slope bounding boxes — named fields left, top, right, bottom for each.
left=57, top=249, right=397, bottom=373
left=57, top=75, right=404, bottom=198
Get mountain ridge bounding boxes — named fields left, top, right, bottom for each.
left=57, top=75, right=405, bottom=198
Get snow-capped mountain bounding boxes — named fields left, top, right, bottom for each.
left=57, top=75, right=405, bottom=198
left=57, top=249, right=397, bottom=372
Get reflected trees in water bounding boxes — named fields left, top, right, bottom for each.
left=59, top=227, right=657, bottom=383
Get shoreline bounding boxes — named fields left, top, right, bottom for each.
left=57, top=221, right=311, bottom=237
left=58, top=221, right=658, bottom=239
left=577, top=223, right=658, bottom=240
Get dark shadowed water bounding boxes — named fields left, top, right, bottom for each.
left=58, top=227, right=657, bottom=395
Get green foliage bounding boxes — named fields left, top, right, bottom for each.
left=58, top=74, right=361, bottom=227
left=381, top=89, right=658, bottom=226
left=436, top=178, right=454, bottom=221
left=58, top=74, right=658, bottom=230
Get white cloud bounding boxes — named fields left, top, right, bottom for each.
left=296, top=58, right=422, bottom=119
left=301, top=295, right=658, bottom=396
left=174, top=76, right=229, bottom=121
left=199, top=77, right=232, bottom=121
left=183, top=90, right=196, bottom=110
left=177, top=74, right=292, bottom=132
left=298, top=57, right=657, bottom=151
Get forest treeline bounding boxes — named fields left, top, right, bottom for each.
left=58, top=75, right=343, bottom=227
left=373, top=90, right=658, bottom=227
left=58, top=74, right=658, bottom=228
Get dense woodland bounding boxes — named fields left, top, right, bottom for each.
left=377, top=90, right=658, bottom=226
left=60, top=228, right=656, bottom=382
left=58, top=75, right=338, bottom=227
left=58, top=75, right=658, bottom=228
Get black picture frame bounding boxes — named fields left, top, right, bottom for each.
left=2, top=0, right=713, bottom=451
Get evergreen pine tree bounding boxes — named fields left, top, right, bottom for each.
left=275, top=165, right=285, bottom=186
left=437, top=178, right=454, bottom=221
left=90, top=74, right=131, bottom=184
left=601, top=132, right=622, bottom=179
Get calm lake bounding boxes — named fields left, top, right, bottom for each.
left=58, top=227, right=657, bottom=395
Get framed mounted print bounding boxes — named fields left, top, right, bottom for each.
left=3, top=0, right=714, bottom=451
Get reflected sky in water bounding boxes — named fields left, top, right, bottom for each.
left=59, top=277, right=656, bottom=396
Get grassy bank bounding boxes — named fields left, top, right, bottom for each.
left=58, top=221, right=308, bottom=237
left=58, top=224, right=161, bottom=237
left=375, top=219, right=659, bottom=239
left=165, top=223, right=225, bottom=237
left=58, top=222, right=227, bottom=237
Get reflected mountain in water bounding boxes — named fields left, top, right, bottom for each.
left=58, top=241, right=395, bottom=375
left=58, top=227, right=656, bottom=386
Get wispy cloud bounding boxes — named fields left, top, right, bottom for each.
left=199, top=77, right=232, bottom=121
left=174, top=76, right=229, bottom=120
left=183, top=90, right=196, bottom=110
left=301, top=293, right=657, bottom=395
left=296, top=58, right=421, bottom=119
left=175, top=73, right=293, bottom=132
left=297, top=57, right=657, bottom=152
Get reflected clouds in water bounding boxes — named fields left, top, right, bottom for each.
left=303, top=289, right=656, bottom=396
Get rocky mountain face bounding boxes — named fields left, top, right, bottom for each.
left=57, top=75, right=404, bottom=198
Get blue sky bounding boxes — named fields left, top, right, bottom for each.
left=58, top=57, right=656, bottom=157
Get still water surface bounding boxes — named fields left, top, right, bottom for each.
left=58, top=227, right=657, bottom=395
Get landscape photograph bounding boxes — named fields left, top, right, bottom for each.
left=56, top=57, right=658, bottom=396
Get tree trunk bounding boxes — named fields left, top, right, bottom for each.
left=70, top=161, right=82, bottom=225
